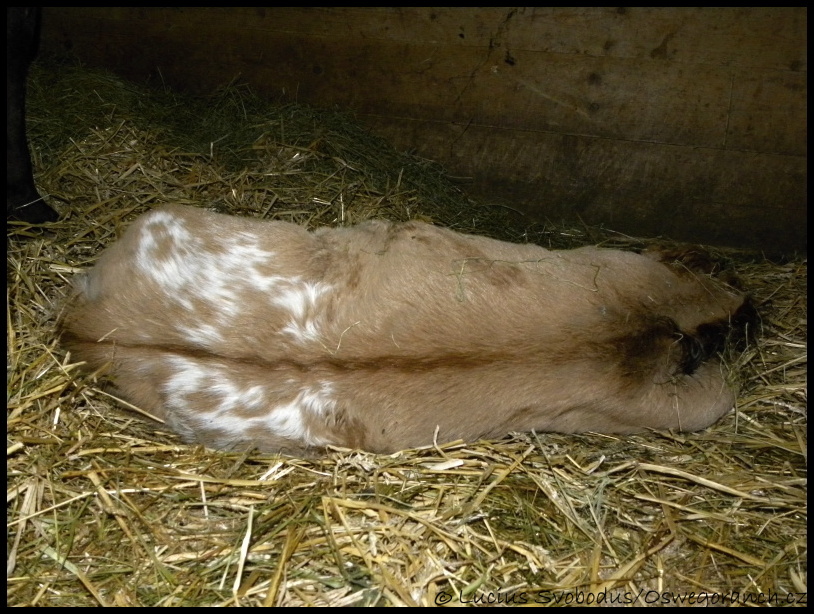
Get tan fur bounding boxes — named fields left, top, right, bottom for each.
left=60, top=204, right=753, bottom=454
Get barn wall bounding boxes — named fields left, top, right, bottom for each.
left=39, top=7, right=806, bottom=253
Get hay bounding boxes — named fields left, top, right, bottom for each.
left=8, top=60, right=806, bottom=607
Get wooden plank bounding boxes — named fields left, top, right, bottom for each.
left=44, top=7, right=805, bottom=70
left=366, top=115, right=806, bottom=253
left=728, top=70, right=807, bottom=155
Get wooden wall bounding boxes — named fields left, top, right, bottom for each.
left=39, top=7, right=806, bottom=253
